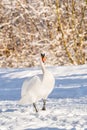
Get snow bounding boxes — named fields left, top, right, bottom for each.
left=0, top=65, right=87, bottom=130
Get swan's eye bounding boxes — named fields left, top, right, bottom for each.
left=41, top=53, right=45, bottom=58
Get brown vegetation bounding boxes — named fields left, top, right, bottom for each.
left=0, top=0, right=87, bottom=67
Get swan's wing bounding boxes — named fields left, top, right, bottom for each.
left=21, top=76, right=42, bottom=97
left=37, top=74, right=43, bottom=81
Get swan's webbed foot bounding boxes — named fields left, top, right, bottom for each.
left=33, top=103, right=38, bottom=112
left=42, top=99, right=46, bottom=111
left=42, top=107, right=46, bottom=110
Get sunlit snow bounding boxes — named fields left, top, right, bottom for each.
left=0, top=65, right=87, bottom=130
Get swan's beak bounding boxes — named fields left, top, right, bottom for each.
left=41, top=53, right=46, bottom=63
left=42, top=56, right=46, bottom=63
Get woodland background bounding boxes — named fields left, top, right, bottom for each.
left=0, top=0, right=87, bottom=67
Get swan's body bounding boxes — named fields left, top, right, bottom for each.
left=19, top=54, right=55, bottom=112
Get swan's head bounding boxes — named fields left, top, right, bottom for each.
left=41, top=53, right=46, bottom=63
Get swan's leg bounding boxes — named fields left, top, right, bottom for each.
left=33, top=103, right=38, bottom=112
left=42, top=99, right=46, bottom=110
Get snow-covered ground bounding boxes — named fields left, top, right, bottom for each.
left=0, top=65, right=87, bottom=130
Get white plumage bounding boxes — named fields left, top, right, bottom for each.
left=19, top=53, right=55, bottom=112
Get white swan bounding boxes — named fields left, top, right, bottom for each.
left=19, top=53, right=55, bottom=112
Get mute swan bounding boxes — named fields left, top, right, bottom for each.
left=19, top=53, right=55, bottom=112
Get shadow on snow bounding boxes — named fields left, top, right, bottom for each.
left=24, top=127, right=67, bottom=130
left=0, top=69, right=87, bottom=100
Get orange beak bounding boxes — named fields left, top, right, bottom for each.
left=42, top=57, right=46, bottom=63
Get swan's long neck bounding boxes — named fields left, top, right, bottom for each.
left=40, top=58, right=46, bottom=73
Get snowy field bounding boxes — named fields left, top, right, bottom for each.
left=0, top=65, right=87, bottom=130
